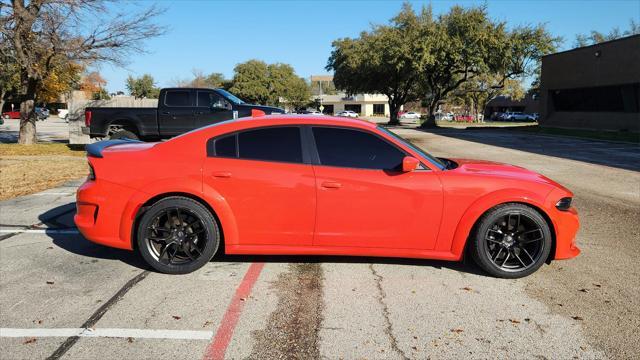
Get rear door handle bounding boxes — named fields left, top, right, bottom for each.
left=194, top=111, right=204, bottom=115
left=161, top=111, right=170, bottom=115
left=212, top=171, right=232, bottom=178
left=321, top=181, right=342, bottom=189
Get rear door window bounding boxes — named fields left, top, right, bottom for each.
left=238, top=127, right=303, bottom=163
left=165, top=91, right=191, bottom=107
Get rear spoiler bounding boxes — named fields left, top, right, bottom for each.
left=86, top=139, right=142, bottom=158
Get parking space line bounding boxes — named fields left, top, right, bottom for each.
left=0, top=328, right=213, bottom=340
left=33, top=192, right=74, bottom=196
left=203, top=262, right=265, bottom=360
left=0, top=229, right=79, bottom=234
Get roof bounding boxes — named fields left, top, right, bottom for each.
left=238, top=114, right=377, bottom=128
left=542, top=34, right=640, bottom=59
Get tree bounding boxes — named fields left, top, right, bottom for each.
left=327, top=3, right=425, bottom=125
left=126, top=74, right=160, bottom=99
left=574, top=19, right=640, bottom=47
left=417, top=5, right=557, bottom=127
left=1, top=0, right=164, bottom=144
left=80, top=71, right=108, bottom=100
left=451, top=73, right=525, bottom=120
left=230, top=60, right=309, bottom=107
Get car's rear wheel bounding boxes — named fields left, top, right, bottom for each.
left=136, top=197, right=220, bottom=274
left=469, top=203, right=551, bottom=278
left=110, top=129, right=139, bottom=140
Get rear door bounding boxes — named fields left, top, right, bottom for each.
left=202, top=126, right=316, bottom=246
left=194, top=90, right=235, bottom=129
left=158, top=89, right=195, bottom=136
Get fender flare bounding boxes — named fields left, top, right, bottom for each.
left=447, top=188, right=553, bottom=258
left=117, top=178, right=239, bottom=250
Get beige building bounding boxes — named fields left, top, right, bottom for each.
left=310, top=75, right=392, bottom=116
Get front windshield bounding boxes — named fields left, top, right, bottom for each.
left=377, top=126, right=447, bottom=170
left=216, top=89, right=245, bottom=105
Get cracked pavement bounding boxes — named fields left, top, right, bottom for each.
left=1, top=126, right=638, bottom=359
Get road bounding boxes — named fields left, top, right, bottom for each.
left=1, top=125, right=638, bottom=359
left=0, top=116, right=69, bottom=143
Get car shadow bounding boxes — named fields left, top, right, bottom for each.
left=39, top=203, right=150, bottom=271
left=416, top=126, right=640, bottom=172
left=40, top=203, right=484, bottom=276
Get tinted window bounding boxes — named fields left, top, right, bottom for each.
left=197, top=91, right=231, bottom=109
left=215, top=134, right=236, bottom=157
left=238, top=127, right=303, bottom=163
left=313, top=127, right=405, bottom=170
left=165, top=91, right=190, bottom=106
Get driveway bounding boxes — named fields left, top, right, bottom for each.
left=1, top=128, right=638, bottom=359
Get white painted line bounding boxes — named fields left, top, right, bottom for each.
left=0, top=229, right=79, bottom=234
left=0, top=328, right=213, bottom=340
left=33, top=192, right=74, bottom=196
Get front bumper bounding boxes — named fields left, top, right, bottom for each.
left=552, top=206, right=580, bottom=259
left=74, top=179, right=138, bottom=250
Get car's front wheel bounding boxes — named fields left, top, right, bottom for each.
left=136, top=197, right=220, bottom=274
left=469, top=203, right=552, bottom=278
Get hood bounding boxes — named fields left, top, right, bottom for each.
left=449, top=158, right=569, bottom=191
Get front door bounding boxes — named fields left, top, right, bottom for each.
left=202, top=126, right=316, bottom=246
left=194, top=90, right=235, bottom=129
left=311, top=126, right=443, bottom=249
left=158, top=89, right=195, bottom=137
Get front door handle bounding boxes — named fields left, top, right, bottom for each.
left=321, top=181, right=342, bottom=189
left=161, top=111, right=170, bottom=115
left=212, top=171, right=232, bottom=178
left=194, top=111, right=204, bottom=115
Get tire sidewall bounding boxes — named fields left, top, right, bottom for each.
left=136, top=197, right=219, bottom=274
left=110, top=130, right=138, bottom=140
left=472, top=204, right=552, bottom=278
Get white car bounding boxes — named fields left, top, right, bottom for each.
left=308, top=110, right=323, bottom=115
left=336, top=110, right=358, bottom=118
left=400, top=111, right=421, bottom=119
left=58, top=109, right=69, bottom=121
left=503, top=112, right=536, bottom=122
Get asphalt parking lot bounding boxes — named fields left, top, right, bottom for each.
left=1, top=124, right=639, bottom=359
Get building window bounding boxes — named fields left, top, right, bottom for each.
left=551, top=83, right=639, bottom=113
left=344, top=104, right=361, bottom=114
left=373, top=104, right=385, bottom=115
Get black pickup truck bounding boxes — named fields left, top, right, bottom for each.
left=84, top=88, right=284, bottom=140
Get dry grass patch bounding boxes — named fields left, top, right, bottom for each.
left=0, top=144, right=87, bottom=200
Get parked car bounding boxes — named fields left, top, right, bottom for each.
left=58, top=109, right=69, bottom=121
left=2, top=110, right=20, bottom=119
left=307, top=110, right=323, bottom=115
left=35, top=107, right=49, bottom=121
left=84, top=88, right=285, bottom=141
left=502, top=112, right=536, bottom=122
left=336, top=110, right=358, bottom=118
left=76, top=115, right=579, bottom=278
left=400, top=111, right=421, bottom=119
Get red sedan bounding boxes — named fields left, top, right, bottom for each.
left=2, top=110, right=20, bottom=119
left=75, top=116, right=579, bottom=277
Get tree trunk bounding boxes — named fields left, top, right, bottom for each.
left=387, top=99, right=400, bottom=126
left=18, top=99, right=37, bottom=144
left=0, top=89, right=5, bottom=117
left=420, top=99, right=439, bottom=128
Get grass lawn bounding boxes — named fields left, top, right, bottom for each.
left=513, top=126, right=640, bottom=143
left=0, top=143, right=87, bottom=200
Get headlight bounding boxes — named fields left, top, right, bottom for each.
left=88, top=163, right=96, bottom=180
left=555, top=197, right=572, bottom=211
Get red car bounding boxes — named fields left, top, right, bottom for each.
left=75, top=116, right=579, bottom=277
left=2, top=110, right=20, bottom=119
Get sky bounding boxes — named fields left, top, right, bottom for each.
left=97, top=0, right=640, bottom=93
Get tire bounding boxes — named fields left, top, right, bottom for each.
left=2, top=114, right=9, bottom=119
left=468, top=203, right=552, bottom=278
left=109, top=129, right=139, bottom=140
left=136, top=197, right=220, bottom=274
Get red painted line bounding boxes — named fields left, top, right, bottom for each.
left=202, top=262, right=265, bottom=360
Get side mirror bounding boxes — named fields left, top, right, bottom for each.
left=402, top=156, right=420, bottom=172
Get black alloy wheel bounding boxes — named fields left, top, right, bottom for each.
left=469, top=203, right=552, bottom=278
left=137, top=197, right=219, bottom=274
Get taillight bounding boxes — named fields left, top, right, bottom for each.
left=88, top=163, right=96, bottom=180
left=251, top=109, right=266, bottom=117
left=85, top=110, right=92, bottom=127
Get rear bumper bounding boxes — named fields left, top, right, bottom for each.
left=74, top=179, right=138, bottom=250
